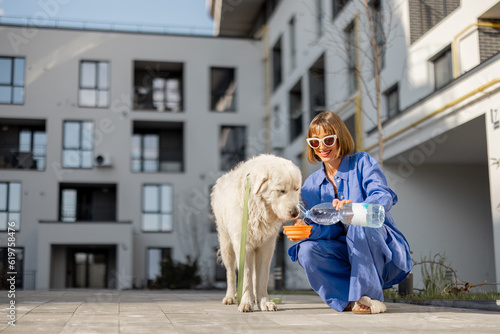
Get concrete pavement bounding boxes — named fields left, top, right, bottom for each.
left=1, top=290, right=499, bottom=333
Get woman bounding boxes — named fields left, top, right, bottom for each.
left=288, top=111, right=412, bottom=314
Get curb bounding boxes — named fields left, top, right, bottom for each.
left=388, top=298, right=500, bottom=312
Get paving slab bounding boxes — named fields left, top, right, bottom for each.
left=0, top=290, right=499, bottom=333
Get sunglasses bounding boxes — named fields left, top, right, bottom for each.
left=306, top=134, right=337, bottom=149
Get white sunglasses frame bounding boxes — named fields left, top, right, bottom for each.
left=306, top=134, right=337, bottom=149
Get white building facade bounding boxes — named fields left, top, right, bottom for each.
left=0, top=25, right=264, bottom=289
left=1, top=0, right=499, bottom=293
left=211, top=0, right=500, bottom=291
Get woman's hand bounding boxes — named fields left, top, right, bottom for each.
left=332, top=199, right=353, bottom=230
left=332, top=198, right=353, bottom=210
left=284, top=219, right=311, bottom=242
left=293, top=219, right=308, bottom=226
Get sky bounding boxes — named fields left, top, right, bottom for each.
left=0, top=0, right=214, bottom=34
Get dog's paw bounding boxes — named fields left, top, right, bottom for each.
left=261, top=301, right=277, bottom=311
left=222, top=296, right=237, bottom=305
left=238, top=301, right=254, bottom=312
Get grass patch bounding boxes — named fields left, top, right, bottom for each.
left=268, top=289, right=317, bottom=296
left=384, top=289, right=500, bottom=300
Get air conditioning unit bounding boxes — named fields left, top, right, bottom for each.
left=95, top=153, right=112, bottom=167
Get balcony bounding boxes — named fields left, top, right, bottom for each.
left=0, top=119, right=46, bottom=171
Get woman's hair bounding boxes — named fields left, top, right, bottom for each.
left=306, top=111, right=355, bottom=164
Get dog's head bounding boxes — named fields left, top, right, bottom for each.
left=249, top=156, right=302, bottom=221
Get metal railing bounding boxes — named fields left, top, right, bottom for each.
left=0, top=15, right=214, bottom=36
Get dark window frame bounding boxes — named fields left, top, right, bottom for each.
left=0, top=182, right=21, bottom=231
left=431, top=45, right=453, bottom=90
left=141, top=184, right=174, bottom=232
left=210, top=67, right=237, bottom=112
left=62, top=120, right=94, bottom=169
left=78, top=60, right=110, bottom=108
left=0, top=56, right=25, bottom=105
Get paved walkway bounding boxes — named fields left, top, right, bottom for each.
left=1, top=290, right=499, bottom=333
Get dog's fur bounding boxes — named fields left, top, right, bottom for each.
left=211, top=154, right=302, bottom=312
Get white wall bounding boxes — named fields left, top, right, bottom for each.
left=0, top=26, right=264, bottom=289
left=387, top=163, right=495, bottom=291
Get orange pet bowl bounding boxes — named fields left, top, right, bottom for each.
left=283, top=225, right=312, bottom=240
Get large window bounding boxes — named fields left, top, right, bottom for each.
left=289, top=17, right=297, bottom=71
left=272, top=37, right=283, bottom=91
left=147, top=247, right=172, bottom=286
left=432, top=46, right=453, bottom=90
left=316, top=0, right=324, bottom=38
left=59, top=184, right=116, bottom=222
left=131, top=121, right=184, bottom=173
left=79, top=61, right=109, bottom=108
left=219, top=126, right=246, bottom=171
left=332, top=0, right=351, bottom=20
left=289, top=79, right=303, bottom=142
left=384, top=84, right=399, bottom=120
left=142, top=184, right=173, bottom=232
left=0, top=120, right=46, bottom=170
left=0, top=57, right=25, bottom=105
left=210, top=67, right=236, bottom=112
left=346, top=21, right=358, bottom=96
left=134, top=61, right=183, bottom=112
left=0, top=182, right=21, bottom=231
left=62, top=121, right=94, bottom=168
left=370, top=0, right=385, bottom=72
left=309, top=55, right=326, bottom=121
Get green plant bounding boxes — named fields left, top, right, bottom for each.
left=415, top=253, right=454, bottom=295
left=150, top=255, right=201, bottom=289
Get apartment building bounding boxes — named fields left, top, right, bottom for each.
left=2, top=0, right=499, bottom=293
left=0, top=25, right=264, bottom=289
left=211, top=0, right=500, bottom=291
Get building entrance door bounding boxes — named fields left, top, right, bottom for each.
left=67, top=247, right=111, bottom=288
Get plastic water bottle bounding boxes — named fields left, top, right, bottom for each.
left=297, top=202, right=385, bottom=228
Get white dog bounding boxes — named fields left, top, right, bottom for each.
left=211, top=154, right=302, bottom=312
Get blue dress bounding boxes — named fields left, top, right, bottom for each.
left=288, top=152, right=412, bottom=312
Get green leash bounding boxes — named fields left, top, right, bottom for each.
left=237, top=176, right=251, bottom=306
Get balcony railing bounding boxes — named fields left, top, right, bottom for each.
left=0, top=147, right=45, bottom=170
left=61, top=203, right=117, bottom=222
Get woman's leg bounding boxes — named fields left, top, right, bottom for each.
left=296, top=239, right=351, bottom=312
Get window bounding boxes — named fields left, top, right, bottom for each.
left=142, top=184, right=173, bottom=232
left=346, top=21, right=358, bottom=96
left=0, top=182, right=21, bottom=231
left=0, top=248, right=24, bottom=289
left=316, top=0, right=324, bottom=38
left=332, top=0, right=351, bottom=20
left=134, top=61, right=183, bottom=112
left=59, top=184, right=116, bottom=222
left=432, top=46, right=453, bottom=90
left=132, top=121, right=184, bottom=173
left=79, top=61, right=109, bottom=108
left=409, top=0, right=460, bottom=44
left=289, top=17, right=297, bottom=71
left=210, top=67, right=236, bottom=112
left=272, top=37, right=283, bottom=90
left=0, top=57, right=25, bottom=104
left=289, top=79, right=303, bottom=142
left=219, top=126, right=246, bottom=171
left=62, top=121, right=94, bottom=168
left=0, top=120, right=46, bottom=170
left=384, top=84, right=399, bottom=120
left=147, top=247, right=172, bottom=285
left=309, top=55, right=326, bottom=121
left=370, top=0, right=385, bottom=72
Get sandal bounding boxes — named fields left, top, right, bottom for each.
left=352, top=296, right=387, bottom=314
left=343, top=301, right=355, bottom=312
